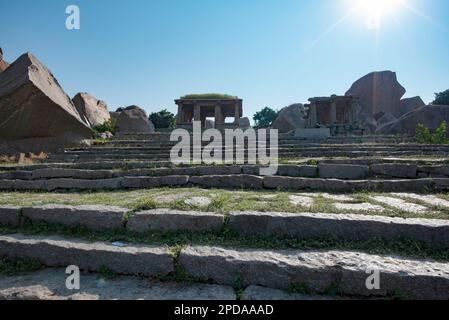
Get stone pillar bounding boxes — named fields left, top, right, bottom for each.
left=309, top=103, right=317, bottom=128
left=351, top=102, right=358, bottom=125
left=177, top=104, right=183, bottom=124
left=215, top=104, right=224, bottom=128
left=330, top=100, right=337, bottom=125
left=234, top=102, right=240, bottom=125
left=194, top=104, right=201, bottom=122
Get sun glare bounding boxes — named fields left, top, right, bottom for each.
left=354, top=0, right=403, bottom=29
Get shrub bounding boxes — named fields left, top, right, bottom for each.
left=416, top=121, right=449, bottom=144
left=433, top=89, right=449, bottom=106
left=149, top=109, right=176, bottom=129
left=93, top=118, right=117, bottom=135
left=253, top=107, right=278, bottom=129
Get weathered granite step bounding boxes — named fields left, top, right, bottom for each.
left=4, top=205, right=449, bottom=249
left=0, top=268, right=236, bottom=300
left=1, top=175, right=448, bottom=192
left=179, top=246, right=449, bottom=299
left=0, top=234, right=174, bottom=277
left=241, top=285, right=340, bottom=300
left=228, top=211, right=449, bottom=249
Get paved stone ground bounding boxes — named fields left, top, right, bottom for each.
left=371, top=196, right=429, bottom=213
left=333, top=203, right=385, bottom=212
left=184, top=197, right=212, bottom=207
left=288, top=195, right=314, bottom=207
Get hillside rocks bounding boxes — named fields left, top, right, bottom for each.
left=115, top=106, right=155, bottom=134
left=72, top=92, right=110, bottom=127
left=272, top=103, right=306, bottom=133
left=346, top=71, right=406, bottom=118
left=0, top=48, right=9, bottom=72
left=377, top=105, right=449, bottom=135
left=400, top=96, right=426, bottom=116
left=0, top=53, right=92, bottom=153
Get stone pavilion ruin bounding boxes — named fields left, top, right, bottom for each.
left=175, top=95, right=243, bottom=130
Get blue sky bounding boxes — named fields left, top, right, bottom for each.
left=1, top=0, right=448, bottom=119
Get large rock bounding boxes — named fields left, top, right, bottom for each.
left=346, top=71, right=406, bottom=117
left=357, top=112, right=378, bottom=134
left=272, top=103, right=306, bottom=133
left=239, top=117, right=251, bottom=130
left=0, top=53, right=92, bottom=153
left=0, top=48, right=10, bottom=72
left=399, top=96, right=426, bottom=116
left=72, top=92, right=110, bottom=127
left=377, top=105, right=449, bottom=135
left=375, top=112, right=397, bottom=125
left=115, top=106, right=155, bottom=134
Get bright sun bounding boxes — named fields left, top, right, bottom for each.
left=355, top=0, right=403, bottom=29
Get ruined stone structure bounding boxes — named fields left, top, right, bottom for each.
left=175, top=98, right=243, bottom=130
left=305, top=95, right=360, bottom=135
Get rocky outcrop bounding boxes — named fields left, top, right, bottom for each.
left=0, top=53, right=92, bottom=153
left=357, top=112, right=378, bottom=134
left=272, top=104, right=306, bottom=133
left=115, top=106, right=155, bottom=134
left=346, top=71, right=406, bottom=118
left=72, top=92, right=110, bottom=127
left=0, top=48, right=9, bottom=72
left=399, top=96, right=426, bottom=116
left=377, top=105, right=449, bottom=135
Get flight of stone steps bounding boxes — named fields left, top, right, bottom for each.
left=1, top=133, right=449, bottom=300
left=1, top=201, right=449, bottom=300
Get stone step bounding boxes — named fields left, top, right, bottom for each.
left=1, top=235, right=448, bottom=299
left=1, top=175, right=448, bottom=192
left=0, top=268, right=236, bottom=300
left=3, top=206, right=449, bottom=249
left=61, top=145, right=449, bottom=155
left=179, top=246, right=449, bottom=299
left=46, top=151, right=449, bottom=163
left=0, top=234, right=174, bottom=277
left=228, top=211, right=449, bottom=249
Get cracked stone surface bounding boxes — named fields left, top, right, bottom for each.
left=371, top=196, right=429, bottom=213
left=288, top=195, right=314, bottom=207
left=184, top=197, right=212, bottom=207
left=334, top=202, right=385, bottom=212
left=0, top=268, right=236, bottom=300
left=300, top=193, right=354, bottom=202
left=180, top=246, right=449, bottom=299
left=154, top=192, right=194, bottom=203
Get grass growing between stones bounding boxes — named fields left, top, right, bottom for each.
left=2, top=220, right=449, bottom=263
left=0, top=256, right=43, bottom=277
left=1, top=189, right=449, bottom=219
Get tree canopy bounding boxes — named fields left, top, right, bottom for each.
left=149, top=109, right=176, bottom=129
left=253, top=107, right=278, bottom=129
left=433, top=90, right=449, bottom=106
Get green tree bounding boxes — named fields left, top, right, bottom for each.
left=433, top=89, right=449, bottom=106
left=253, top=107, right=278, bottom=129
left=149, top=109, right=176, bottom=129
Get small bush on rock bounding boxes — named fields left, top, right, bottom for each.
left=93, top=118, right=117, bottom=135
